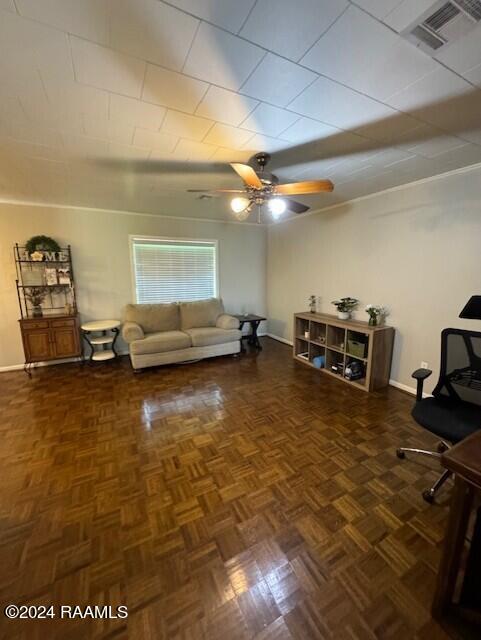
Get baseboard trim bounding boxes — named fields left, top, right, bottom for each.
left=389, top=378, right=431, bottom=398
left=389, top=379, right=416, bottom=396
left=0, top=364, right=26, bottom=372
left=266, top=333, right=293, bottom=346
left=0, top=357, right=81, bottom=372
left=0, top=350, right=130, bottom=373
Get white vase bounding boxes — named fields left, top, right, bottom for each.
left=337, top=311, right=350, bottom=320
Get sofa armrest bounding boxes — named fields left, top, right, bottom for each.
left=122, top=321, right=144, bottom=343
left=216, top=314, right=240, bottom=330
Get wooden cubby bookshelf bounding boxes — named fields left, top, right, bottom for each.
left=293, top=312, right=394, bottom=392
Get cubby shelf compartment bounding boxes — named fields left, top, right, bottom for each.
left=293, top=312, right=394, bottom=392
left=327, top=325, right=346, bottom=352
left=309, top=341, right=326, bottom=369
left=345, top=355, right=367, bottom=388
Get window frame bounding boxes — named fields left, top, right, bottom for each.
left=129, top=235, right=220, bottom=305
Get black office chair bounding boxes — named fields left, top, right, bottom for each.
left=397, top=328, right=481, bottom=503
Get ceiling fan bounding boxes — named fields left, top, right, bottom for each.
left=187, top=152, right=334, bottom=221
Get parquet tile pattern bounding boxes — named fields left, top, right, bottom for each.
left=0, top=339, right=458, bottom=639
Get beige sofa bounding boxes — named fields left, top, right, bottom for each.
left=122, top=298, right=241, bottom=370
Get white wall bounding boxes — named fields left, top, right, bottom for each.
left=3, top=164, right=481, bottom=387
left=267, top=165, right=481, bottom=393
left=0, top=204, right=267, bottom=369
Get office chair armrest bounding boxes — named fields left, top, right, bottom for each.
left=412, top=368, right=432, bottom=401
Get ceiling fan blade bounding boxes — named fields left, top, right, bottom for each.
left=230, top=163, right=263, bottom=189
left=276, top=180, right=334, bottom=195
left=286, top=199, right=310, bottom=214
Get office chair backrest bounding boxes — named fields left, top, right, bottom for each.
left=433, top=328, right=481, bottom=406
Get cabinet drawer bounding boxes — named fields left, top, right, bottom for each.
left=21, top=320, right=49, bottom=329
left=50, top=319, right=76, bottom=328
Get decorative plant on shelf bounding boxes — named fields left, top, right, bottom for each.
left=331, top=297, right=358, bottom=320
left=308, top=295, right=318, bottom=313
left=24, top=287, right=47, bottom=318
left=365, top=304, right=386, bottom=326
left=25, top=235, right=61, bottom=259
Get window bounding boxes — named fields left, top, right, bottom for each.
left=130, top=236, right=218, bottom=304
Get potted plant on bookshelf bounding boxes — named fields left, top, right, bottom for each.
left=365, top=304, right=385, bottom=326
left=24, top=287, right=47, bottom=318
left=331, top=297, right=358, bottom=320
left=308, top=295, right=317, bottom=313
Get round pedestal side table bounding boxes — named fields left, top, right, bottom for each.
left=81, top=319, right=121, bottom=362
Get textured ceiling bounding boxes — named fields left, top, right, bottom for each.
left=0, top=0, right=481, bottom=222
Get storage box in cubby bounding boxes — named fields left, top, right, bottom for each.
left=347, top=338, right=366, bottom=359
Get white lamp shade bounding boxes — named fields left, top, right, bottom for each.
left=268, top=197, right=286, bottom=218
left=231, top=196, right=250, bottom=214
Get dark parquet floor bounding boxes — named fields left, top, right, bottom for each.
left=0, top=338, right=459, bottom=639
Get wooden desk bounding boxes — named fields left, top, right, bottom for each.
left=433, top=430, right=481, bottom=627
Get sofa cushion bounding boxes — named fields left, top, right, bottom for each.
left=180, top=298, right=224, bottom=330
left=124, top=303, right=179, bottom=333
left=130, top=330, right=191, bottom=355
left=185, top=327, right=241, bottom=347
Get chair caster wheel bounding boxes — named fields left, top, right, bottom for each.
left=396, top=449, right=406, bottom=459
left=422, top=490, right=435, bottom=503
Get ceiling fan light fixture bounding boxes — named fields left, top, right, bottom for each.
left=268, top=197, right=287, bottom=219
left=190, top=154, right=329, bottom=221
left=230, top=196, right=250, bottom=214
left=233, top=208, right=252, bottom=222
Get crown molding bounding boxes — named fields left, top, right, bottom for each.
left=2, top=160, right=480, bottom=229
left=270, top=160, right=481, bottom=226
left=0, top=197, right=267, bottom=227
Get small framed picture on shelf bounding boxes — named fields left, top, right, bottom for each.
left=21, top=268, right=44, bottom=286
left=45, top=267, right=58, bottom=286
left=57, top=266, right=71, bottom=285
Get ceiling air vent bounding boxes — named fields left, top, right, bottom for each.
left=456, top=0, right=481, bottom=20
left=402, top=0, right=481, bottom=55
left=424, top=2, right=460, bottom=30
left=410, top=24, right=445, bottom=49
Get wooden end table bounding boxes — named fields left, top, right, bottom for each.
left=234, top=314, right=266, bottom=351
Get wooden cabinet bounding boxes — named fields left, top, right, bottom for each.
left=23, top=328, right=51, bottom=361
left=293, top=312, right=394, bottom=392
left=20, top=315, right=81, bottom=364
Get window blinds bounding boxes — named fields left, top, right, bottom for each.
left=131, top=238, right=217, bottom=304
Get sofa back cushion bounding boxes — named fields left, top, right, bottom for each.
left=124, top=303, right=180, bottom=333
left=180, top=298, right=224, bottom=330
